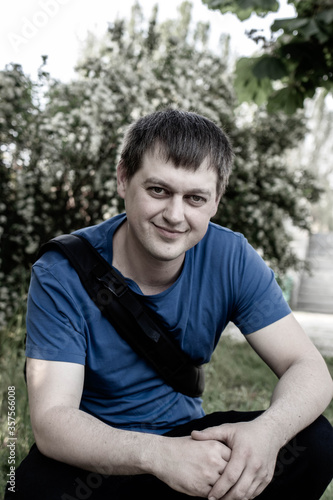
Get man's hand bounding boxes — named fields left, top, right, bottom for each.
left=191, top=419, right=281, bottom=500
left=151, top=435, right=231, bottom=498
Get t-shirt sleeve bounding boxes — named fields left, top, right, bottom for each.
left=231, top=238, right=291, bottom=335
left=25, top=260, right=87, bottom=364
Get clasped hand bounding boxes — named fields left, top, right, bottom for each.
left=156, top=419, right=280, bottom=499
left=191, top=419, right=280, bottom=499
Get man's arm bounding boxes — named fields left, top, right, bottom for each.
left=27, top=357, right=231, bottom=497
left=192, top=312, right=333, bottom=500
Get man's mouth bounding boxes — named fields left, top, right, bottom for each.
left=153, top=223, right=186, bottom=239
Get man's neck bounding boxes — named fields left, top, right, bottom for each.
left=112, top=222, right=184, bottom=295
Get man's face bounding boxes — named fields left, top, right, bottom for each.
left=117, top=151, right=220, bottom=265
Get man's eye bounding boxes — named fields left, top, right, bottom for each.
left=150, top=187, right=165, bottom=195
left=190, top=195, right=205, bottom=204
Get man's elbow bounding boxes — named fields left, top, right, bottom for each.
left=315, top=356, right=333, bottom=407
left=328, top=374, right=333, bottom=401
left=30, top=406, right=66, bottom=459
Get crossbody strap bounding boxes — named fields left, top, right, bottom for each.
left=37, top=234, right=205, bottom=397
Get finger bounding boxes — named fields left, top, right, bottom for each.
left=190, top=432, right=232, bottom=462
left=217, top=472, right=268, bottom=500
left=208, top=456, right=244, bottom=499
left=191, top=424, right=231, bottom=442
left=221, top=446, right=232, bottom=462
left=247, top=467, right=274, bottom=499
left=210, top=459, right=272, bottom=500
left=191, top=428, right=215, bottom=440
left=249, top=480, right=270, bottom=500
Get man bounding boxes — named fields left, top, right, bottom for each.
left=7, top=109, right=333, bottom=499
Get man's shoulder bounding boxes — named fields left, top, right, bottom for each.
left=190, top=222, right=248, bottom=275
left=74, top=213, right=126, bottom=248
left=207, top=222, right=244, bottom=240
left=202, top=222, right=246, bottom=251
left=34, top=214, right=126, bottom=273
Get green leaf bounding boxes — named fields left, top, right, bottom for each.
left=202, top=0, right=278, bottom=21
left=272, top=12, right=333, bottom=43
left=235, top=57, right=273, bottom=105
left=267, top=86, right=304, bottom=114
left=300, top=18, right=323, bottom=41
left=316, top=8, right=333, bottom=25
left=272, top=17, right=308, bottom=33
left=252, top=55, right=288, bottom=80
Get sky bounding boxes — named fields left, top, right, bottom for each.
left=0, top=0, right=295, bottom=82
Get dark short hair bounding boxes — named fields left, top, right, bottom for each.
left=119, top=109, right=233, bottom=195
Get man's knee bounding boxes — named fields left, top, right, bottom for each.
left=274, top=415, right=333, bottom=484
left=300, top=415, right=333, bottom=466
left=4, top=444, right=89, bottom=500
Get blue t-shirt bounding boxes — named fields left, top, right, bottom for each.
left=26, top=213, right=291, bottom=434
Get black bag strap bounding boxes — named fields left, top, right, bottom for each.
left=37, top=234, right=205, bottom=397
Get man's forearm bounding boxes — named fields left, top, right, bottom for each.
left=258, top=355, right=333, bottom=447
left=33, top=405, right=162, bottom=476
left=33, top=405, right=231, bottom=498
left=191, top=354, right=333, bottom=500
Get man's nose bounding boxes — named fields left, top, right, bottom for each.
left=163, top=196, right=185, bottom=225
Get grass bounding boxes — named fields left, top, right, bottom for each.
left=0, top=310, right=35, bottom=499
left=1, top=321, right=332, bottom=499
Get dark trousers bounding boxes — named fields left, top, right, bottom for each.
left=5, top=411, right=333, bottom=500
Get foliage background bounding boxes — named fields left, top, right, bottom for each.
left=203, top=0, right=333, bottom=114
left=0, top=1, right=323, bottom=329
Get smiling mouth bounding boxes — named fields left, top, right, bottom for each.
left=153, top=223, right=186, bottom=238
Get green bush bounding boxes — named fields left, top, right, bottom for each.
left=1, top=3, right=322, bottom=329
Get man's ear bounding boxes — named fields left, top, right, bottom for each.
left=211, top=193, right=222, bottom=219
left=117, top=160, right=127, bottom=199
